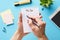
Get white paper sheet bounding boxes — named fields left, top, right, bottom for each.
left=1, top=9, right=14, bottom=25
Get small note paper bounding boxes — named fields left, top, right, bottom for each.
left=21, top=7, right=40, bottom=33
left=1, top=9, right=14, bottom=25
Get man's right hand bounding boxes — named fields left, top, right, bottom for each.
left=28, top=15, right=48, bottom=40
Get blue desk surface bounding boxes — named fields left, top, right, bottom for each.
left=0, top=0, right=60, bottom=40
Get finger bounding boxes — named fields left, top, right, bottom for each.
left=28, top=19, right=34, bottom=27
left=28, top=16, right=38, bottom=23
left=18, top=13, right=23, bottom=31
left=35, top=15, right=42, bottom=19
left=33, top=18, right=41, bottom=24
left=28, top=19, right=39, bottom=32
left=28, top=19, right=36, bottom=30
left=28, top=15, right=38, bottom=19
left=28, top=15, right=42, bottom=19
left=39, top=15, right=42, bottom=18
left=36, top=16, right=43, bottom=21
left=36, top=15, right=42, bottom=21
left=28, top=15, right=42, bottom=23
left=43, top=21, right=46, bottom=24
left=18, top=13, right=23, bottom=26
left=33, top=18, right=45, bottom=29
left=39, top=21, right=46, bottom=28
left=19, top=13, right=22, bottom=22
left=28, top=15, right=44, bottom=28
left=18, top=13, right=22, bottom=26
left=42, top=21, right=46, bottom=26
left=40, top=21, right=46, bottom=25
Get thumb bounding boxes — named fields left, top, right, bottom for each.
left=28, top=19, right=34, bottom=27
left=28, top=19, right=36, bottom=31
left=19, top=13, right=22, bottom=23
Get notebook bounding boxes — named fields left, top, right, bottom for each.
left=1, top=9, right=14, bottom=25
left=21, top=7, right=40, bottom=33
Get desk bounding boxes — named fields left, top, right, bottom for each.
left=0, top=0, right=60, bottom=40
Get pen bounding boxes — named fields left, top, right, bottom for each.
left=27, top=16, right=40, bottom=27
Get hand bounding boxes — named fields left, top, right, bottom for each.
left=11, top=13, right=28, bottom=40
left=28, top=15, right=48, bottom=40
left=18, top=13, right=28, bottom=38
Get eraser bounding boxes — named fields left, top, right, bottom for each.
left=14, top=0, right=31, bottom=6
left=1, top=9, right=14, bottom=25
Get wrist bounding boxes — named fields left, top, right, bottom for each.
left=17, top=30, right=23, bottom=38
left=38, top=35, right=48, bottom=40
left=11, top=30, right=23, bottom=40
left=16, top=30, right=23, bottom=39
left=17, top=34, right=23, bottom=40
